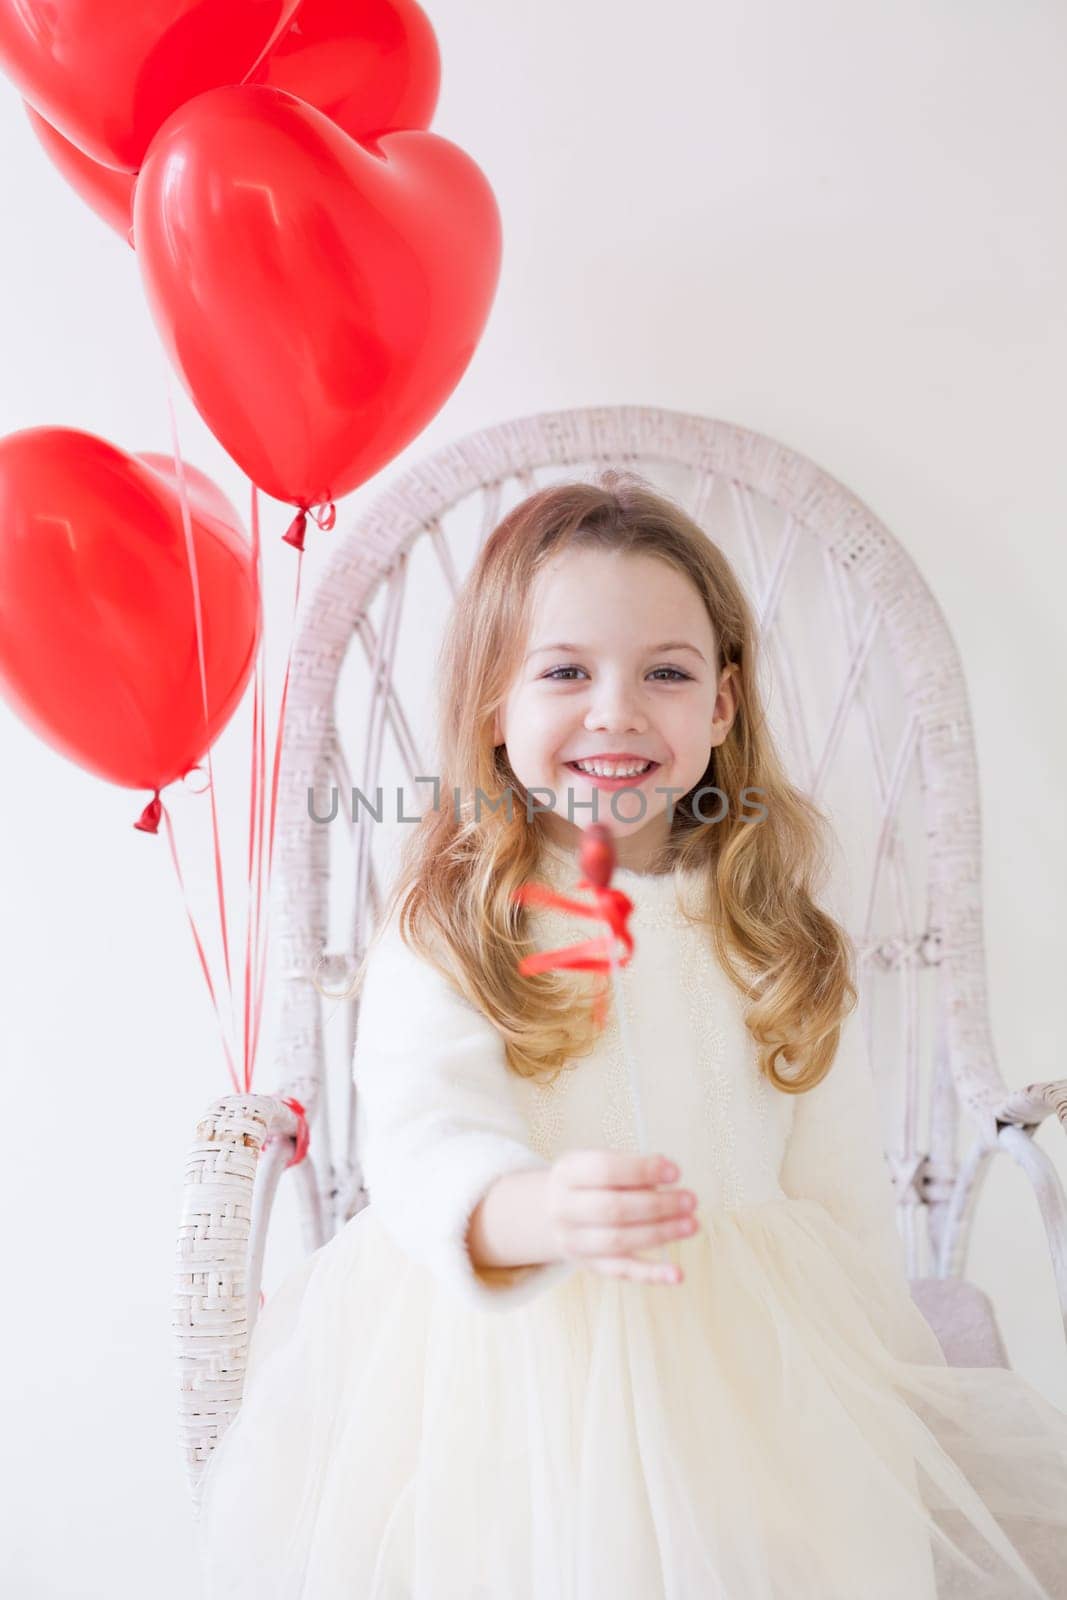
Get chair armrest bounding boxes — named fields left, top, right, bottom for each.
left=938, top=1083, right=1067, bottom=1358
left=969, top=1077, right=1067, bottom=1134
left=174, top=1091, right=317, bottom=1512
left=992, top=1121, right=1067, bottom=1355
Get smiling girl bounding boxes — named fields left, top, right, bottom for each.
left=493, top=537, right=742, bottom=873
left=196, top=469, right=1067, bottom=1599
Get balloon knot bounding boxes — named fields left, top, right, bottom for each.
left=282, top=509, right=308, bottom=551
left=134, top=791, right=162, bottom=833
left=311, top=501, right=336, bottom=532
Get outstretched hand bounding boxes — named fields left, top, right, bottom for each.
left=544, top=1149, right=700, bottom=1285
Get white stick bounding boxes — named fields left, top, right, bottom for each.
left=606, top=940, right=647, bottom=1152
left=604, top=909, right=669, bottom=1267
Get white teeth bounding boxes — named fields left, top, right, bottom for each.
left=572, top=759, right=654, bottom=778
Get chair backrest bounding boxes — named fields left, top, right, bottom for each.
left=272, top=403, right=1003, bottom=1283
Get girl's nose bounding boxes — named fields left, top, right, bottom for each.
left=585, top=686, right=647, bottom=732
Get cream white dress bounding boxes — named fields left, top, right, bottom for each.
left=195, top=840, right=1067, bottom=1598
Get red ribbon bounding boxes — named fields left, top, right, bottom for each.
left=510, top=875, right=635, bottom=1030
left=266, top=1094, right=310, bottom=1169
left=151, top=788, right=241, bottom=1093
left=131, top=466, right=307, bottom=1098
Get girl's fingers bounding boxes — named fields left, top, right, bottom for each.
left=588, top=1254, right=684, bottom=1286
left=572, top=1214, right=700, bottom=1256
left=560, top=1149, right=680, bottom=1192
left=550, top=1151, right=697, bottom=1266
left=562, top=1184, right=697, bottom=1228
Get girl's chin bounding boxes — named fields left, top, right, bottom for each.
left=545, top=776, right=667, bottom=833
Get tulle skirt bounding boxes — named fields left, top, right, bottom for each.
left=194, top=1196, right=1067, bottom=1598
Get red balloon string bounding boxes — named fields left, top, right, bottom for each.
left=132, top=778, right=242, bottom=1088
left=241, top=665, right=260, bottom=1088
left=132, top=400, right=311, bottom=1096
left=510, top=876, right=635, bottom=1030
left=240, top=483, right=266, bottom=1092
left=132, top=387, right=242, bottom=1086
left=157, top=793, right=242, bottom=1094
left=246, top=496, right=307, bottom=1089
left=167, top=397, right=238, bottom=1067
left=134, top=468, right=306, bottom=1095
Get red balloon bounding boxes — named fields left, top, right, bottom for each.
left=134, top=85, right=502, bottom=510
left=252, top=0, right=440, bottom=143
left=136, top=452, right=246, bottom=534
left=0, top=0, right=301, bottom=170
left=21, top=1, right=438, bottom=239
left=24, top=103, right=134, bottom=239
left=0, top=429, right=260, bottom=792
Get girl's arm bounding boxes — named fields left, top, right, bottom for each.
left=352, top=910, right=578, bottom=1312
left=777, top=1000, right=911, bottom=1290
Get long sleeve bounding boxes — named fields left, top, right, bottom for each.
left=777, top=999, right=910, bottom=1291
left=351, top=910, right=578, bottom=1312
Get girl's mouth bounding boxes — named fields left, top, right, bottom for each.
left=563, top=760, right=661, bottom=791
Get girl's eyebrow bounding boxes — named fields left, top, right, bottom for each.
left=525, top=640, right=707, bottom=663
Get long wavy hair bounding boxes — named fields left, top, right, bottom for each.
left=345, top=468, right=857, bottom=1096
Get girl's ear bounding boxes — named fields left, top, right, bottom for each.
left=492, top=711, right=502, bottom=745
left=712, top=662, right=740, bottom=744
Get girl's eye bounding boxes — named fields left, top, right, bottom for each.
left=541, top=666, right=692, bottom=683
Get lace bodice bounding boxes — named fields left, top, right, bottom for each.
left=352, top=839, right=909, bottom=1311
left=518, top=839, right=791, bottom=1216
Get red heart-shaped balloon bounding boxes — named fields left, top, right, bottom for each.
left=136, top=452, right=247, bottom=535
left=23, top=0, right=440, bottom=241
left=24, top=103, right=135, bottom=239
left=252, top=0, right=440, bottom=144
left=0, top=428, right=259, bottom=792
left=0, top=0, right=300, bottom=170
left=134, top=84, right=502, bottom=510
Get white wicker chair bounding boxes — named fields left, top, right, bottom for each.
left=175, top=403, right=1067, bottom=1511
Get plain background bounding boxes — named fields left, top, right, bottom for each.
left=1, top=2, right=1064, bottom=1593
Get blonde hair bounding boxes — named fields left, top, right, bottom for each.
left=346, top=468, right=857, bottom=1095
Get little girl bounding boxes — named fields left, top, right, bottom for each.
left=196, top=470, right=1067, bottom=1598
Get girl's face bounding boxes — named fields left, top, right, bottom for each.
left=493, top=547, right=737, bottom=871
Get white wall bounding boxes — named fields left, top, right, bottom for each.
left=1, top=3, right=1064, bottom=1593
